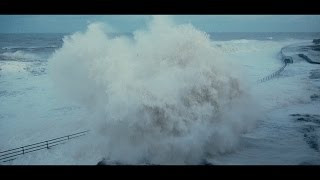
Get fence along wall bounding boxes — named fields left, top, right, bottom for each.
left=0, top=130, right=89, bottom=163
left=257, top=45, right=294, bottom=83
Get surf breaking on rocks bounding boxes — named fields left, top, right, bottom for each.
left=48, top=16, right=259, bottom=164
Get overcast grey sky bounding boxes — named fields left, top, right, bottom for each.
left=0, top=15, right=319, bottom=33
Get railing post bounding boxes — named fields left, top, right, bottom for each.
left=0, top=130, right=89, bottom=163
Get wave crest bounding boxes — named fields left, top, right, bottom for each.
left=49, top=16, right=258, bottom=164
left=0, top=51, right=41, bottom=62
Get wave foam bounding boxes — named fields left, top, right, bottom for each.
left=48, top=16, right=259, bottom=164
left=0, top=51, right=40, bottom=62
left=2, top=45, right=58, bottom=50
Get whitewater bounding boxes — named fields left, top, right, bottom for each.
left=1, top=17, right=319, bottom=165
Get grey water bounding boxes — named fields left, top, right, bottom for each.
left=1, top=32, right=319, bottom=57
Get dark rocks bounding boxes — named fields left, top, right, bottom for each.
left=300, top=45, right=320, bottom=52
left=201, top=159, right=214, bottom=165
left=292, top=114, right=320, bottom=152
left=292, top=114, right=320, bottom=124
left=298, top=53, right=320, bottom=64
left=96, top=158, right=126, bottom=165
left=313, top=39, right=320, bottom=44
left=302, top=129, right=319, bottom=152
left=97, top=159, right=106, bottom=165
left=309, top=69, right=320, bottom=79
left=310, top=94, right=320, bottom=101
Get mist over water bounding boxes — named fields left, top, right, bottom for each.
left=48, top=16, right=259, bottom=164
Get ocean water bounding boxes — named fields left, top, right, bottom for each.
left=209, top=32, right=320, bottom=41
left=1, top=19, right=320, bottom=165
left=1, top=32, right=319, bottom=55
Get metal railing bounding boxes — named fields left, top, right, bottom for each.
left=258, top=62, right=288, bottom=83
left=0, top=130, right=89, bottom=163
left=257, top=44, right=293, bottom=83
